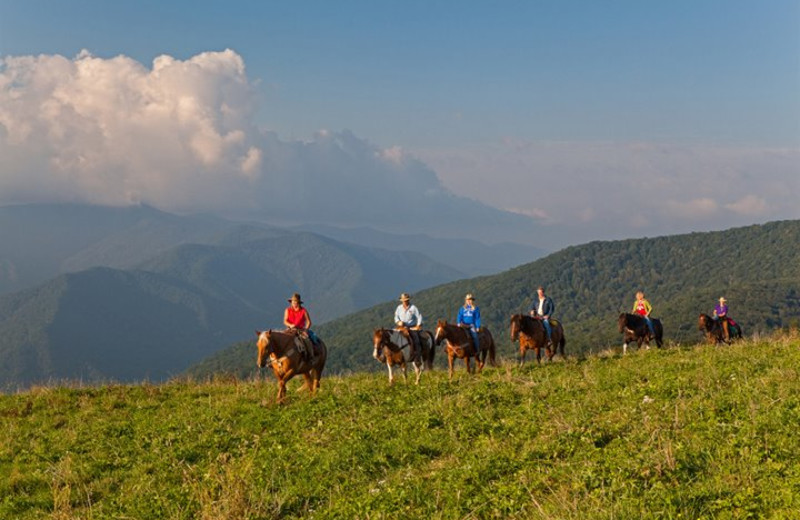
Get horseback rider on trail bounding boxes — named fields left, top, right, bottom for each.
left=283, top=293, right=318, bottom=361
left=457, top=293, right=481, bottom=354
left=529, top=286, right=555, bottom=346
left=394, top=293, right=423, bottom=362
left=713, top=296, right=731, bottom=342
left=633, top=291, right=656, bottom=339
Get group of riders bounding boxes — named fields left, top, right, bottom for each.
left=277, top=288, right=740, bottom=362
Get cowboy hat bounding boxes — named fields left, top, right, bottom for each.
left=287, top=293, right=303, bottom=304
left=399, top=293, right=411, bottom=302
left=465, top=293, right=475, bottom=301
left=719, top=296, right=727, bottom=302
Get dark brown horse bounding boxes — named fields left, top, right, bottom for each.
left=434, top=319, right=496, bottom=380
left=372, top=328, right=435, bottom=385
left=510, top=314, right=566, bottom=366
left=256, top=329, right=327, bottom=403
left=698, top=313, right=742, bottom=345
left=618, top=313, right=663, bottom=353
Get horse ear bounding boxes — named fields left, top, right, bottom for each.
left=255, top=329, right=261, bottom=337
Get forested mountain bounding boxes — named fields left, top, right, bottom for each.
left=189, top=220, right=800, bottom=378
left=0, top=225, right=463, bottom=389
left=293, top=224, right=548, bottom=276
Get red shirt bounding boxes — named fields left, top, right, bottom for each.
left=286, top=306, right=310, bottom=328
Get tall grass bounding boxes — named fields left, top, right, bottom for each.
left=2, top=332, right=799, bottom=519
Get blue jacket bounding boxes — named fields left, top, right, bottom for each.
left=457, top=304, right=481, bottom=329
left=530, top=296, right=555, bottom=318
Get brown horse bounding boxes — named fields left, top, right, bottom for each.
left=434, top=319, right=496, bottom=380
left=372, top=328, right=435, bottom=385
left=256, top=329, right=327, bottom=403
left=510, top=314, right=566, bottom=366
left=698, top=313, right=742, bottom=345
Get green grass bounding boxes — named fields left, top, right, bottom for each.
left=2, top=332, right=799, bottom=519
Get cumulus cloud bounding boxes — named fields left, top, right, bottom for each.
left=725, top=195, right=768, bottom=216
left=0, top=50, right=538, bottom=243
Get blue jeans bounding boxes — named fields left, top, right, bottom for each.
left=468, top=328, right=480, bottom=355
left=644, top=317, right=655, bottom=337
left=542, top=319, right=552, bottom=342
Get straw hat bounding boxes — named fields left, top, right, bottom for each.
left=288, top=293, right=303, bottom=304
left=399, top=293, right=411, bottom=302
left=719, top=296, right=727, bottom=303
left=465, top=293, right=475, bottom=301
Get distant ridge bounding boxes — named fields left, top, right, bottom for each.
left=189, top=220, right=800, bottom=378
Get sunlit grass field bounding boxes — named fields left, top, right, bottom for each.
left=2, top=332, right=799, bottom=519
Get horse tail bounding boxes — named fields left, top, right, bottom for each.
left=485, top=329, right=498, bottom=367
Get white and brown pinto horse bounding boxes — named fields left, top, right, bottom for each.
left=256, top=329, right=327, bottom=404
left=372, top=328, right=434, bottom=385
left=434, top=319, right=497, bottom=380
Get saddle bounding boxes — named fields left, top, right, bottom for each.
left=288, top=331, right=316, bottom=361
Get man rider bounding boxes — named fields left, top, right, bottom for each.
left=529, top=286, right=555, bottom=347
left=394, top=293, right=423, bottom=362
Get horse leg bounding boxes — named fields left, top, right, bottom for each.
left=623, top=341, right=628, bottom=355
left=448, top=352, right=454, bottom=381
left=277, top=380, right=287, bottom=404
left=402, top=359, right=408, bottom=384
left=519, top=345, right=526, bottom=367
left=413, top=360, right=422, bottom=385
left=464, top=355, right=472, bottom=375
left=387, top=360, right=394, bottom=385
left=302, top=373, right=313, bottom=394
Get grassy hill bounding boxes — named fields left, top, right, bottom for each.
left=2, top=333, right=798, bottom=518
left=191, top=220, right=800, bottom=378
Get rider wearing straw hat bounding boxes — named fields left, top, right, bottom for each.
left=283, top=293, right=318, bottom=359
left=394, top=293, right=423, bottom=362
left=713, top=296, right=730, bottom=342
left=457, top=293, right=481, bottom=355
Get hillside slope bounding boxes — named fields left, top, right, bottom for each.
left=192, top=220, right=800, bottom=377
left=2, top=335, right=798, bottom=518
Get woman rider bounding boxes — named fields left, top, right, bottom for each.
left=632, top=291, right=656, bottom=338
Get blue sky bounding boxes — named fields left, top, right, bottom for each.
left=1, top=1, right=799, bottom=245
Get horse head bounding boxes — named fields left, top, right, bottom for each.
left=255, top=329, right=273, bottom=368
left=434, top=319, right=448, bottom=346
left=510, top=314, right=522, bottom=341
left=698, top=313, right=709, bottom=331
left=372, top=328, right=388, bottom=360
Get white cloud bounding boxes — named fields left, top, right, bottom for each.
left=0, top=50, right=538, bottom=243
left=725, top=195, right=767, bottom=216
left=413, top=140, right=800, bottom=245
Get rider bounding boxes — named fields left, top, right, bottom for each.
left=632, top=291, right=655, bottom=338
left=394, top=293, right=423, bottom=362
left=529, top=286, right=555, bottom=346
left=457, top=293, right=481, bottom=356
left=713, top=296, right=730, bottom=342
left=283, top=293, right=318, bottom=360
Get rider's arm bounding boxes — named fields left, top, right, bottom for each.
left=644, top=300, right=652, bottom=317
left=283, top=308, right=293, bottom=329
left=474, top=307, right=481, bottom=330
left=303, top=309, right=312, bottom=329
left=413, top=306, right=422, bottom=329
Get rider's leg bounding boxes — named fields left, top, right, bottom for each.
left=469, top=328, right=480, bottom=357
left=645, top=317, right=655, bottom=338
left=409, top=330, right=420, bottom=361
left=542, top=319, right=552, bottom=346
left=721, top=319, right=730, bottom=342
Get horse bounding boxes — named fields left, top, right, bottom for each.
left=618, top=313, right=663, bottom=353
left=434, top=319, right=497, bottom=380
left=255, top=329, right=327, bottom=404
left=698, top=313, right=742, bottom=344
left=510, top=314, right=566, bottom=366
left=372, top=328, right=435, bottom=385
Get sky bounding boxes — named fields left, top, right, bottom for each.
left=1, top=1, right=799, bottom=248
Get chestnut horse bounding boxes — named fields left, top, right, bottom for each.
left=509, top=314, right=566, bottom=366
left=618, top=313, right=663, bottom=354
left=434, top=319, right=497, bottom=380
left=255, top=329, right=327, bottom=403
left=698, top=313, right=742, bottom=344
left=372, top=328, right=435, bottom=385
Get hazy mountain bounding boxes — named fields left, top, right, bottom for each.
left=293, top=224, right=549, bottom=276
left=189, top=220, right=800, bottom=378
left=0, top=224, right=464, bottom=389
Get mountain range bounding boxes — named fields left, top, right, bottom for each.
left=0, top=204, right=503, bottom=389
